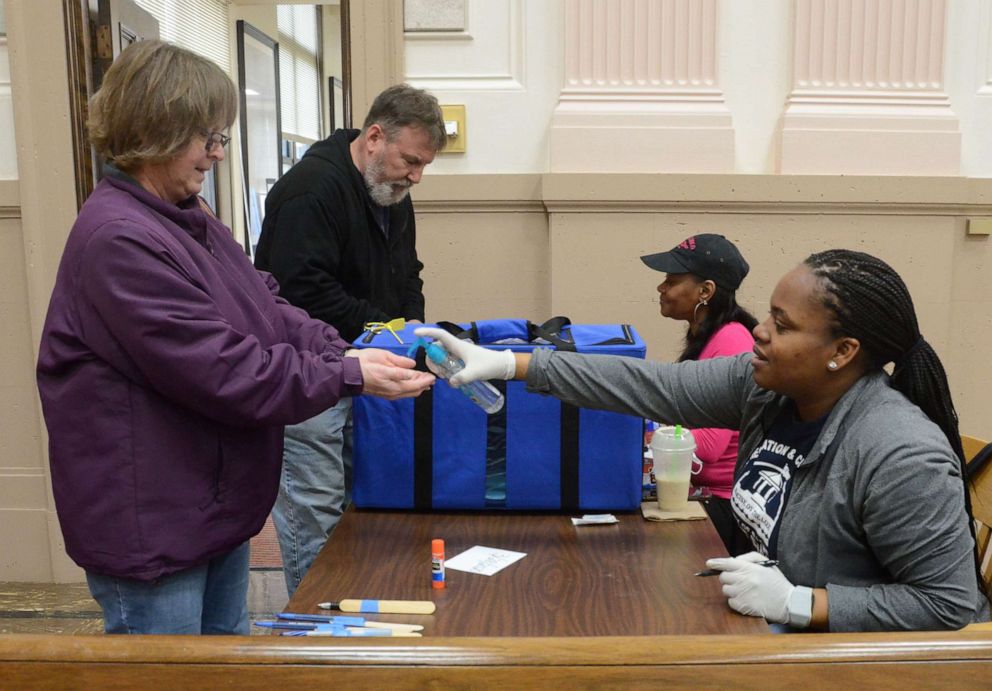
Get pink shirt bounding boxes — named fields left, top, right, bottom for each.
left=688, top=321, right=755, bottom=498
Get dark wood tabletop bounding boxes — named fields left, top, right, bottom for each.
left=287, top=508, right=769, bottom=637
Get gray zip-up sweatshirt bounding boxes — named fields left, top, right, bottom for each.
left=526, top=349, right=990, bottom=631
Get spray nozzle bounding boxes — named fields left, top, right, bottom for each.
left=423, top=342, right=447, bottom=365
left=407, top=337, right=448, bottom=365
left=407, top=337, right=429, bottom=359
left=674, top=423, right=683, bottom=439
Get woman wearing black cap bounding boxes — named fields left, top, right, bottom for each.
left=640, top=234, right=757, bottom=555
left=415, top=250, right=990, bottom=632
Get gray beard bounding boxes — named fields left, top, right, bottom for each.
left=364, top=155, right=411, bottom=206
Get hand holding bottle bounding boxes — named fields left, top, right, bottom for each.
left=413, top=328, right=516, bottom=386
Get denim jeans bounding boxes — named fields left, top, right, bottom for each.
left=272, top=398, right=353, bottom=597
left=85, top=542, right=250, bottom=635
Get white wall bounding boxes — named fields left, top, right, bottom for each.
left=720, top=0, right=792, bottom=174
left=407, top=0, right=992, bottom=177
left=947, top=0, right=992, bottom=178
left=404, top=0, right=563, bottom=173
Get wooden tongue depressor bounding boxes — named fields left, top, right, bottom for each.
left=319, top=599, right=437, bottom=615
left=363, top=621, right=425, bottom=632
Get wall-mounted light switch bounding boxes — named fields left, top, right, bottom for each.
left=440, top=105, right=466, bottom=153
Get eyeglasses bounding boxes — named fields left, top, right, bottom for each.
left=202, top=130, right=231, bottom=153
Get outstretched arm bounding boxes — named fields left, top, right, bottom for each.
left=414, top=327, right=750, bottom=431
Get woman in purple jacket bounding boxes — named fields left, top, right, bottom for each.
left=35, top=40, right=434, bottom=635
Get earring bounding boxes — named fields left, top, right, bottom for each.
left=828, top=361, right=838, bottom=371
left=693, top=299, right=709, bottom=320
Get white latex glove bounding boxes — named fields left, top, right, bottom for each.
left=704, top=551, right=795, bottom=625
left=413, top=327, right=516, bottom=386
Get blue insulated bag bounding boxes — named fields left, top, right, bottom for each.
left=351, top=318, right=646, bottom=511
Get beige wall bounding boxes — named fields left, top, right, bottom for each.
left=414, top=175, right=548, bottom=321
left=414, top=173, right=992, bottom=437
left=4, top=0, right=83, bottom=582
left=0, top=178, right=54, bottom=581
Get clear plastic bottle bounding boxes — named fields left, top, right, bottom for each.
left=421, top=340, right=505, bottom=414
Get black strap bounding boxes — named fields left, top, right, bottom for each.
left=526, top=318, right=637, bottom=349
left=966, top=441, right=992, bottom=481
left=434, top=321, right=475, bottom=340
left=528, top=316, right=576, bottom=352
left=436, top=317, right=634, bottom=349
left=560, top=402, right=580, bottom=511
left=412, top=347, right=433, bottom=509
left=537, top=315, right=572, bottom=335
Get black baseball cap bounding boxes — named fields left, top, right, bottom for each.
left=640, top=234, right=750, bottom=290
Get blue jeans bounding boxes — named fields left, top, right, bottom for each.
left=272, top=398, right=353, bottom=597
left=85, top=542, right=250, bottom=635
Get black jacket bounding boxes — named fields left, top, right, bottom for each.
left=254, top=129, right=425, bottom=342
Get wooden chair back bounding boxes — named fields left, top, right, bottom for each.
left=962, top=434, right=992, bottom=591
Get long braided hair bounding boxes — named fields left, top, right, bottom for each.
left=679, top=283, right=757, bottom=362
left=805, top=249, right=986, bottom=597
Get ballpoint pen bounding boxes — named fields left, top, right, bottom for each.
left=256, top=621, right=422, bottom=633
left=253, top=621, right=319, bottom=630
left=317, top=598, right=436, bottom=615
left=694, top=559, right=778, bottom=577
left=277, top=612, right=424, bottom=632
left=280, top=626, right=390, bottom=637
left=278, top=613, right=364, bottom=625
left=281, top=628, right=422, bottom=638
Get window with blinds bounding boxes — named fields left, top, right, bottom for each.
left=134, top=0, right=230, bottom=74
left=277, top=5, right=322, bottom=143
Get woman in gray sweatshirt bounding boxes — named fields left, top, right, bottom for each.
left=417, top=249, right=990, bottom=632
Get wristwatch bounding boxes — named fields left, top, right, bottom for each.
left=787, top=586, right=814, bottom=628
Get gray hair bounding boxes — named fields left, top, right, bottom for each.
left=362, top=83, right=446, bottom=152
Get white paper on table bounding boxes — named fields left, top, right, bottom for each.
left=444, top=545, right=527, bottom=576
left=571, top=513, right=619, bottom=526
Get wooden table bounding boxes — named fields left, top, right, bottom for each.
left=287, top=509, right=768, bottom=637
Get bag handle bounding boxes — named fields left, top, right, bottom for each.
left=527, top=316, right=576, bottom=352
left=434, top=321, right=474, bottom=340
left=432, top=317, right=635, bottom=351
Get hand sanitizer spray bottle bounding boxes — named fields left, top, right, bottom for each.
left=408, top=338, right=505, bottom=414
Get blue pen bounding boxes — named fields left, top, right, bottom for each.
left=270, top=613, right=425, bottom=633
left=253, top=621, right=316, bottom=630
left=280, top=626, right=393, bottom=637
left=310, top=623, right=373, bottom=633
left=277, top=613, right=365, bottom=626
left=256, top=621, right=362, bottom=632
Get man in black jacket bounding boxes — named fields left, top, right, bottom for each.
left=255, top=84, right=445, bottom=595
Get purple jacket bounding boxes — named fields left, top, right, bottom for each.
left=37, top=174, right=363, bottom=581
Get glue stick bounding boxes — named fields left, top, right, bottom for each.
left=431, top=539, right=445, bottom=589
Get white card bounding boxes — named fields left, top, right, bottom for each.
left=571, top=513, right=619, bottom=526
left=444, top=545, right=527, bottom=576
